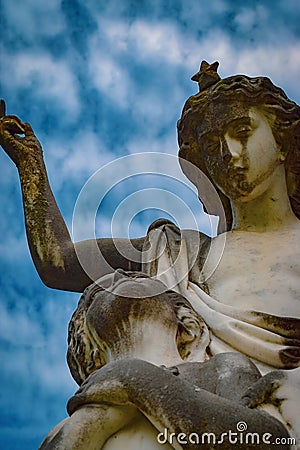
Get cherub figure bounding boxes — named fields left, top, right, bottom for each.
left=40, top=270, right=289, bottom=449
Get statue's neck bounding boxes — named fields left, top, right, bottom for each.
left=106, top=323, right=182, bottom=367
left=231, top=165, right=298, bottom=232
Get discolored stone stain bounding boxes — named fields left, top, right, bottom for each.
left=248, top=248, right=260, bottom=255
left=270, top=262, right=282, bottom=273
left=279, top=346, right=300, bottom=368
left=250, top=310, right=300, bottom=340
left=19, top=152, right=65, bottom=270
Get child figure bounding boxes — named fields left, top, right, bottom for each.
left=40, top=270, right=290, bottom=449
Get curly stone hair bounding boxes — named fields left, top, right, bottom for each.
left=177, top=74, right=300, bottom=230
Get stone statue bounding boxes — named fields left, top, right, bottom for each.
left=40, top=270, right=289, bottom=449
left=0, top=60, right=299, bottom=446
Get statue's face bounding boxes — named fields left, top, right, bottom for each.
left=200, top=107, right=281, bottom=201
left=84, top=271, right=175, bottom=345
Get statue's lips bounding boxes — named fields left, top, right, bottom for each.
left=225, top=167, right=251, bottom=192
left=227, top=166, right=248, bottom=178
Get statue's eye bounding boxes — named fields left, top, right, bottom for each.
left=205, top=135, right=219, bottom=153
left=231, top=125, right=252, bottom=139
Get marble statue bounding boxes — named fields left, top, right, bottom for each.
left=40, top=270, right=289, bottom=449
left=0, top=60, right=299, bottom=448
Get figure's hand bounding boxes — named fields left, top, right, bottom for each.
left=67, top=359, right=136, bottom=415
left=241, top=370, right=286, bottom=408
left=0, top=100, right=43, bottom=166
left=241, top=368, right=300, bottom=409
left=241, top=368, right=300, bottom=441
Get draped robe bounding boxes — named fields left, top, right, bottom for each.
left=142, top=220, right=300, bottom=442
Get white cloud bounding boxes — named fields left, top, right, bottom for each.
left=0, top=304, right=42, bottom=346
left=45, top=130, right=116, bottom=192
left=88, top=42, right=131, bottom=108
left=1, top=48, right=80, bottom=119
left=129, top=20, right=184, bottom=63
left=87, top=19, right=199, bottom=131
left=234, top=5, right=268, bottom=32
left=59, top=131, right=106, bottom=178
left=187, top=30, right=235, bottom=75
left=2, top=0, right=65, bottom=41
left=172, top=30, right=300, bottom=103
left=0, top=295, right=78, bottom=391
left=0, top=235, right=28, bottom=261
left=100, top=20, right=131, bottom=52
left=86, top=14, right=300, bottom=139
left=129, top=137, right=175, bottom=155
left=98, top=17, right=199, bottom=66
left=232, top=44, right=300, bottom=101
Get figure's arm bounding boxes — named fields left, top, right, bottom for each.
left=67, top=359, right=291, bottom=450
left=0, top=105, right=144, bottom=292
left=39, top=404, right=138, bottom=450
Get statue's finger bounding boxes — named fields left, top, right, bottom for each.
left=1, top=115, right=25, bottom=134
left=7, top=119, right=25, bottom=134
left=0, top=99, right=6, bottom=118
left=23, top=122, right=34, bottom=136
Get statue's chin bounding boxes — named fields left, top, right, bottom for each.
left=100, top=320, right=181, bottom=367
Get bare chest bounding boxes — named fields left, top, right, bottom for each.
left=204, top=229, right=300, bottom=317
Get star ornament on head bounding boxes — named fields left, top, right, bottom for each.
left=191, top=60, right=221, bottom=92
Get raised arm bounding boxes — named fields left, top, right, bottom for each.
left=0, top=101, right=144, bottom=292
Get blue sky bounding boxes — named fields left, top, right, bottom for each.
left=0, top=0, right=300, bottom=448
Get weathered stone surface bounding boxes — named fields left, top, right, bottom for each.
left=1, top=60, right=299, bottom=448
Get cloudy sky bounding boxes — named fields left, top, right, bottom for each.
left=1, top=0, right=300, bottom=448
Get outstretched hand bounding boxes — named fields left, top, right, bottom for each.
left=0, top=99, right=42, bottom=166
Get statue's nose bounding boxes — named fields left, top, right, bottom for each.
left=220, top=137, right=232, bottom=164
left=222, top=135, right=246, bottom=168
